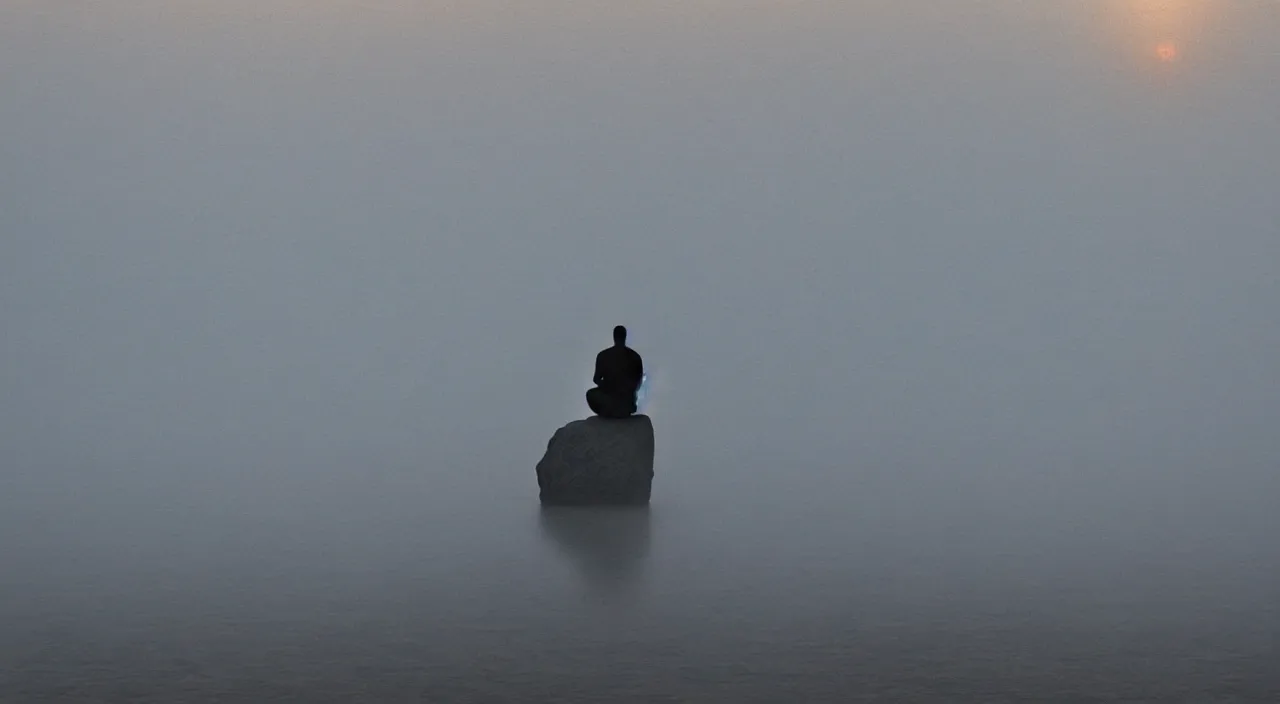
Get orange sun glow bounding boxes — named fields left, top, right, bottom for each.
left=1107, top=0, right=1212, bottom=69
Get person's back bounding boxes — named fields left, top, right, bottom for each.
left=594, top=345, right=643, bottom=399
left=587, top=325, right=644, bottom=418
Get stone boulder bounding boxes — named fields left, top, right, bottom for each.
left=536, top=415, right=654, bottom=505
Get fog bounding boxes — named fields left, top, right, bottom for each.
left=2, top=1, right=1277, bottom=700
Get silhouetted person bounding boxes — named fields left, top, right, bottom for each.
left=586, top=325, right=643, bottom=418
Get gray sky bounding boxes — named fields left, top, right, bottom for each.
left=3, top=0, right=1278, bottom=503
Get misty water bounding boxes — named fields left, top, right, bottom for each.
left=2, top=2, right=1278, bottom=701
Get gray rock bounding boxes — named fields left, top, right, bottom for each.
left=536, top=415, right=654, bottom=505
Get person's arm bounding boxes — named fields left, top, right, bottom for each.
left=593, top=352, right=604, bottom=386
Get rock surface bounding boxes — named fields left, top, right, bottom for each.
left=536, top=415, right=654, bottom=505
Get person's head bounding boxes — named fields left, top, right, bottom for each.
left=613, top=325, right=627, bottom=345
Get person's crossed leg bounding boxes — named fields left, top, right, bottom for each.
left=586, top=387, right=636, bottom=419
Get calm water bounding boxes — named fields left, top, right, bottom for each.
left=2, top=451, right=1275, bottom=701
left=3, top=1, right=1278, bottom=701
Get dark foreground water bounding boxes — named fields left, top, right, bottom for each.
left=2, top=452, right=1275, bottom=703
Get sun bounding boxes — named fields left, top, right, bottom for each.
left=1105, top=1, right=1213, bottom=71
left=1155, top=41, right=1179, bottom=62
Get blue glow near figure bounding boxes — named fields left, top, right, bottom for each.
left=636, top=372, right=650, bottom=413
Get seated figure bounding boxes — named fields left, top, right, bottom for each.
left=586, top=325, right=644, bottom=418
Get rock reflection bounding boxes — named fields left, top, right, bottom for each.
left=537, top=505, right=651, bottom=596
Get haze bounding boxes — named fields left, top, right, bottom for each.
left=2, top=1, right=1277, bottom=700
